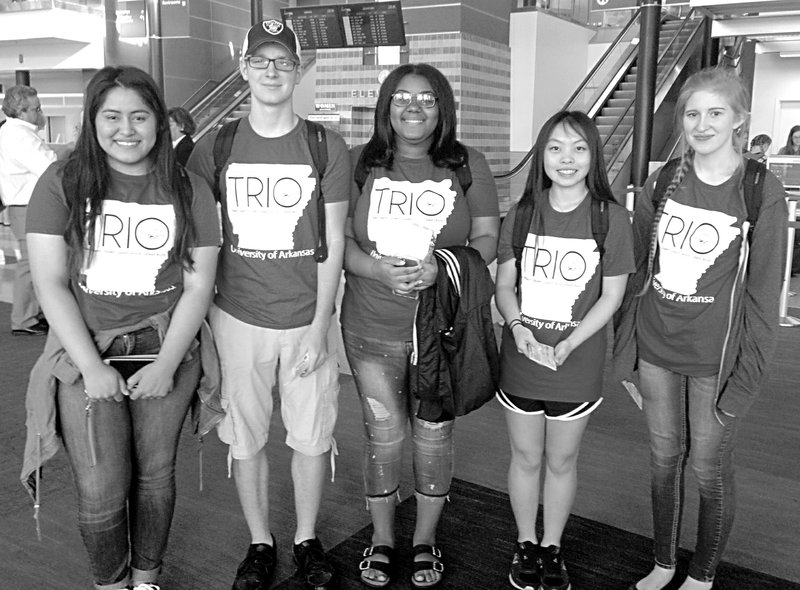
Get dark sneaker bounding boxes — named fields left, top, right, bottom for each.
left=232, top=539, right=277, bottom=590
left=12, top=319, right=48, bottom=336
left=293, top=537, right=336, bottom=589
left=540, top=545, right=570, bottom=590
left=509, top=541, right=540, bottom=590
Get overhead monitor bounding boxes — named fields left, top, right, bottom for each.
left=281, top=1, right=406, bottom=50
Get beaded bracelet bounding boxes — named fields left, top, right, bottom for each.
left=507, top=319, right=523, bottom=331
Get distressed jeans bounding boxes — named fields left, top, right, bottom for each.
left=342, top=330, right=454, bottom=498
left=57, top=327, right=199, bottom=589
left=638, top=359, right=738, bottom=583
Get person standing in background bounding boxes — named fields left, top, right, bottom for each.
left=169, top=106, right=196, bottom=166
left=0, top=85, right=70, bottom=335
left=777, top=124, right=800, bottom=155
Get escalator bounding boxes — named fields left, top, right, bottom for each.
left=499, top=9, right=708, bottom=201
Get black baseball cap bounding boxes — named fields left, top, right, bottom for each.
left=242, top=19, right=301, bottom=60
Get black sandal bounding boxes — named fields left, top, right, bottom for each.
left=411, top=544, right=444, bottom=589
left=359, top=545, right=394, bottom=588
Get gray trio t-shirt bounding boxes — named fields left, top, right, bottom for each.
left=188, top=117, right=351, bottom=329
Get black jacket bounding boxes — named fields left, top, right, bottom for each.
left=411, top=246, right=500, bottom=422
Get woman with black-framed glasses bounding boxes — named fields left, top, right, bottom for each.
left=341, top=63, right=500, bottom=589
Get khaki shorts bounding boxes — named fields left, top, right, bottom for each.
left=209, top=305, right=340, bottom=459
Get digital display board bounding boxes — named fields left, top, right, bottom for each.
left=281, top=1, right=405, bottom=50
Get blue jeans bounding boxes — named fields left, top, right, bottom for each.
left=57, top=327, right=199, bottom=588
left=638, top=359, right=738, bottom=583
left=342, top=330, right=454, bottom=498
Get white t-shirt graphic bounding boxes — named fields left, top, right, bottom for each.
left=520, top=234, right=599, bottom=322
left=655, top=199, right=740, bottom=295
left=83, top=200, right=175, bottom=294
left=225, top=162, right=316, bottom=251
left=367, top=177, right=457, bottom=260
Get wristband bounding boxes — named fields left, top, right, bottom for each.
left=508, top=319, right=523, bottom=331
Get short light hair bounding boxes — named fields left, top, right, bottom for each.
left=2, top=85, right=38, bottom=119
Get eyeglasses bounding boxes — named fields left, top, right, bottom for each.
left=391, top=91, right=437, bottom=109
left=244, top=56, right=298, bottom=71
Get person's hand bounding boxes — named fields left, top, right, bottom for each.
left=411, top=258, right=438, bottom=291
left=554, top=338, right=576, bottom=366
left=127, top=360, right=175, bottom=400
left=295, top=324, right=328, bottom=377
left=511, top=323, right=538, bottom=357
left=372, top=256, right=424, bottom=294
left=83, top=360, right=128, bottom=402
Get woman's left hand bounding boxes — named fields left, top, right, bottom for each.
left=411, top=258, right=438, bottom=291
left=126, top=360, right=175, bottom=400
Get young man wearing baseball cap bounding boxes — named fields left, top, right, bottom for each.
left=187, top=19, right=350, bottom=590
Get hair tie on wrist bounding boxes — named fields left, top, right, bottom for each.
left=508, top=319, right=522, bottom=331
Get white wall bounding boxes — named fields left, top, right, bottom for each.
left=510, top=11, right=596, bottom=152
left=751, top=51, right=800, bottom=154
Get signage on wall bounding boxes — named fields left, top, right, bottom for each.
left=116, top=0, right=189, bottom=38
left=590, top=0, right=685, bottom=9
left=116, top=0, right=145, bottom=38
left=281, top=1, right=406, bottom=50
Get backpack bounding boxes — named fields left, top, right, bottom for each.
left=212, top=118, right=329, bottom=262
left=353, top=147, right=473, bottom=194
left=511, top=194, right=609, bottom=277
left=653, top=157, right=766, bottom=241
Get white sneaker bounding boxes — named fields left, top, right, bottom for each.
left=131, top=584, right=160, bottom=590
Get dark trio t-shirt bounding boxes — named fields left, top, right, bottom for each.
left=497, top=192, right=635, bottom=403
left=27, top=165, right=220, bottom=332
left=340, top=145, right=500, bottom=341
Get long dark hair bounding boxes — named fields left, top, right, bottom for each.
left=360, top=63, right=467, bottom=172
left=519, top=110, right=614, bottom=210
left=783, top=124, right=800, bottom=155
left=61, top=66, right=196, bottom=276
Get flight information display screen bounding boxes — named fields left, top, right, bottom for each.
left=281, top=2, right=405, bottom=49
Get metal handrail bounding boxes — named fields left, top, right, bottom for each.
left=603, top=10, right=703, bottom=171
left=495, top=8, right=644, bottom=181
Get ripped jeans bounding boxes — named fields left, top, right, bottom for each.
left=343, top=330, right=454, bottom=499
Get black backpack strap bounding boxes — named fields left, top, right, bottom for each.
left=652, top=157, right=681, bottom=210
left=512, top=198, right=535, bottom=280
left=305, top=119, right=328, bottom=262
left=212, top=119, right=240, bottom=203
left=591, top=198, right=609, bottom=259
left=455, top=150, right=472, bottom=194
left=742, top=158, right=765, bottom=237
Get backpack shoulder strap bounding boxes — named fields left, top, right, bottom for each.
left=455, top=150, right=472, bottom=194
left=305, top=119, right=329, bottom=262
left=742, top=157, right=765, bottom=232
left=591, top=198, right=609, bottom=259
left=653, top=157, right=681, bottom=209
left=212, top=119, right=241, bottom=203
left=512, top=198, right=535, bottom=277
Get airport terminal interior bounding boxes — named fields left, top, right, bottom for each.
left=2, top=0, right=800, bottom=588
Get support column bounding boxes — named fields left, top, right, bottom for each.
left=145, top=0, right=164, bottom=90
left=631, top=0, right=662, bottom=191
left=15, top=70, right=31, bottom=86
left=251, top=0, right=262, bottom=24
left=701, top=16, right=718, bottom=68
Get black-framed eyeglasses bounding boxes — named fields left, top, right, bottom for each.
left=244, top=56, right=299, bottom=71
left=391, top=91, right=437, bottom=109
